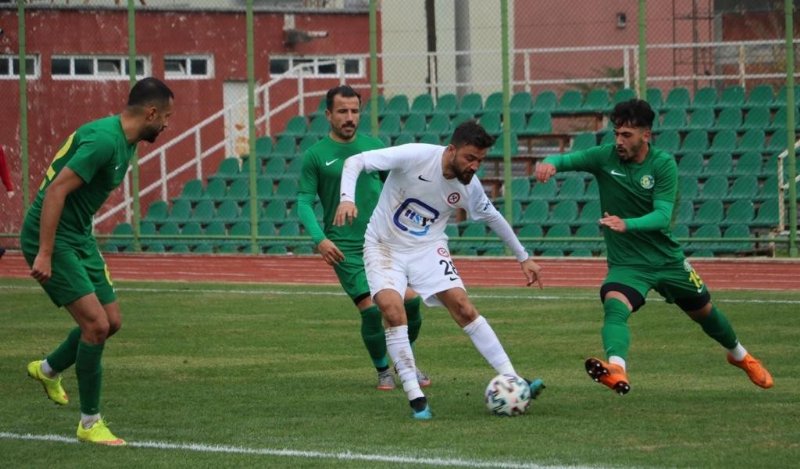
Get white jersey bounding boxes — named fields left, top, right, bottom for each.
left=340, top=143, right=529, bottom=261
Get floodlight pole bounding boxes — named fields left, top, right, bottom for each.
left=127, top=0, right=141, bottom=251
left=637, top=0, right=647, bottom=99
left=784, top=0, right=797, bottom=257
left=247, top=0, right=259, bottom=253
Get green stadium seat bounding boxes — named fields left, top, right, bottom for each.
left=532, top=90, right=558, bottom=113
left=144, top=242, right=165, bottom=253
left=671, top=223, right=690, bottom=241
left=574, top=223, right=602, bottom=251
left=419, top=133, right=441, bottom=145
left=703, top=152, right=732, bottom=176
left=255, top=136, right=273, bottom=159
left=546, top=200, right=578, bottom=225
left=733, top=151, right=762, bottom=176
left=713, top=108, right=741, bottom=131
left=772, top=85, right=800, bottom=109
left=483, top=91, right=505, bottom=115
left=654, top=130, right=681, bottom=153
left=691, top=87, right=717, bottom=110
left=263, top=157, right=286, bottom=178
left=167, top=199, right=193, bottom=224
left=273, top=179, right=298, bottom=201
left=599, top=131, right=615, bottom=146
left=393, top=133, right=415, bottom=146
left=708, top=130, right=737, bottom=154
left=719, top=224, right=753, bottom=253
left=257, top=177, right=273, bottom=198
left=658, top=109, right=687, bottom=131
left=410, top=94, right=434, bottom=116
left=509, top=91, right=533, bottom=115
left=215, top=200, right=240, bottom=224
left=521, top=200, right=549, bottom=224
left=576, top=200, right=601, bottom=224
left=521, top=112, right=552, bottom=136
left=698, top=175, right=728, bottom=200
left=680, top=130, right=709, bottom=154
left=258, top=220, right=276, bottom=237
left=571, top=132, right=596, bottom=151
left=542, top=224, right=571, bottom=251
left=378, top=114, right=402, bottom=138
left=106, top=222, right=134, bottom=252
left=362, top=94, right=386, bottom=116
left=479, top=112, right=502, bottom=136
left=693, top=200, right=724, bottom=225
left=741, top=107, right=770, bottom=130
left=728, top=175, right=759, bottom=201
left=769, top=106, right=800, bottom=131
left=555, top=90, right=583, bottom=114
left=452, top=111, right=474, bottom=129
left=308, top=97, right=327, bottom=119
left=262, top=200, right=287, bottom=222
left=765, top=131, right=790, bottom=154
left=432, top=93, right=458, bottom=118
left=689, top=224, right=722, bottom=254
left=272, top=135, right=297, bottom=158
left=646, top=88, right=664, bottom=110
left=737, top=129, right=765, bottom=153
left=487, top=133, right=518, bottom=159
left=676, top=199, right=694, bottom=225
left=357, top=114, right=373, bottom=134
left=517, top=223, right=543, bottom=252
left=203, top=220, right=226, bottom=250
left=455, top=223, right=487, bottom=252
left=721, top=200, right=755, bottom=226
left=744, top=84, right=773, bottom=109
left=507, top=112, right=527, bottom=134
left=282, top=115, right=307, bottom=138
left=425, top=113, right=451, bottom=138
left=509, top=177, right=531, bottom=201
left=403, top=114, right=427, bottom=137
left=384, top=94, right=410, bottom=118
left=662, top=87, right=690, bottom=110
left=582, top=88, right=610, bottom=112
left=225, top=179, right=250, bottom=203
left=529, top=178, right=557, bottom=200
left=459, top=92, right=483, bottom=115
left=611, top=88, right=636, bottom=106
left=298, top=135, right=319, bottom=154
left=226, top=221, right=252, bottom=252
left=584, top=178, right=599, bottom=200
left=213, top=157, right=242, bottom=183
left=689, top=108, right=715, bottom=130
left=556, top=174, right=585, bottom=200
left=144, top=200, right=169, bottom=224
left=717, top=85, right=745, bottom=109
left=158, top=221, right=181, bottom=248
left=190, top=200, right=215, bottom=224
left=678, top=176, right=699, bottom=200
left=752, top=198, right=780, bottom=227
left=173, top=179, right=203, bottom=205
left=678, top=153, right=704, bottom=176
left=757, top=174, right=780, bottom=201
left=181, top=221, right=203, bottom=236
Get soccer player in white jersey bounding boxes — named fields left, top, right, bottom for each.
left=334, top=120, right=546, bottom=419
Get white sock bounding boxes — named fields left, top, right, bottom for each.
left=463, top=316, right=516, bottom=376
left=40, top=359, right=56, bottom=378
left=385, top=326, right=424, bottom=401
left=609, top=356, right=627, bottom=371
left=80, top=413, right=101, bottom=429
left=727, top=343, right=748, bottom=361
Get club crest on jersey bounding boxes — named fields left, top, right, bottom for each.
left=437, top=247, right=449, bottom=257
left=683, top=259, right=693, bottom=272
left=640, top=175, right=654, bottom=189
left=447, top=192, right=461, bottom=204
left=393, top=198, right=440, bottom=236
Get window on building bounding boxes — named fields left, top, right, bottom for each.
left=164, top=56, right=213, bottom=79
left=51, top=55, right=149, bottom=80
left=269, top=56, right=365, bottom=78
left=0, top=55, right=40, bottom=79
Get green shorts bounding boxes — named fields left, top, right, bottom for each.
left=333, top=249, right=370, bottom=304
left=21, top=237, right=116, bottom=308
left=603, top=259, right=710, bottom=311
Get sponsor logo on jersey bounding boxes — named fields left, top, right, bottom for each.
left=437, top=246, right=449, bottom=257
left=447, top=192, right=461, bottom=204
left=418, top=175, right=431, bottom=182
left=640, top=175, right=655, bottom=189
left=325, top=159, right=338, bottom=166
left=392, top=198, right=440, bottom=236
left=610, top=169, right=625, bottom=177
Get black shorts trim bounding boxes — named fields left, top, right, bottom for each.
left=675, top=291, right=711, bottom=312
left=353, top=292, right=371, bottom=305
left=600, top=282, right=646, bottom=312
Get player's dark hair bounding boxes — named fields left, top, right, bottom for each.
left=610, top=99, right=656, bottom=129
left=450, top=120, right=496, bottom=150
left=127, top=77, right=174, bottom=108
left=326, top=85, right=361, bottom=110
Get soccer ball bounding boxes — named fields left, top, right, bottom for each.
left=484, top=373, right=531, bottom=416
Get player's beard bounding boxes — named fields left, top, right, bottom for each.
left=616, top=140, right=643, bottom=162
left=332, top=122, right=356, bottom=141
left=452, top=162, right=475, bottom=185
left=140, top=124, right=164, bottom=143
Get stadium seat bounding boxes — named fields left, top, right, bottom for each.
left=379, top=114, right=402, bottom=138
left=483, top=92, right=505, bottom=115
left=708, top=130, right=737, bottom=154
left=717, top=85, right=745, bottom=110
left=571, top=132, right=596, bottom=151
left=556, top=174, right=586, bottom=200
left=213, top=157, right=243, bottom=183
left=555, top=90, right=583, bottom=114
left=144, top=200, right=169, bottom=224
left=737, top=129, right=765, bottom=153
left=432, top=93, right=458, bottom=118
left=509, top=91, right=533, bottom=115
left=509, top=177, right=531, bottom=201
left=257, top=177, right=273, bottom=198
left=675, top=199, right=694, bottom=225
left=190, top=199, right=215, bottom=224
left=487, top=133, right=518, bottom=159
left=409, top=94, right=434, bottom=116
left=678, top=153, right=704, bottom=176
left=757, top=174, right=781, bottom=201
left=507, top=112, right=527, bottom=134
left=419, top=133, right=441, bottom=145
left=678, top=176, right=699, bottom=200
left=721, top=200, right=755, bottom=226
left=703, top=152, right=732, bottom=176
left=713, top=108, right=742, bottom=131
left=308, top=97, right=327, bottom=119
left=456, top=223, right=488, bottom=252
left=611, top=88, right=636, bottom=107
left=772, top=84, right=800, bottom=109
left=158, top=221, right=181, bottom=248
left=693, top=199, right=724, bottom=225
left=662, top=87, right=690, bottom=111
left=752, top=198, right=780, bottom=227
left=690, top=224, right=722, bottom=255
left=691, top=87, right=717, bottom=110
left=744, top=84, right=773, bottom=109
left=697, top=175, right=728, bottom=200
left=576, top=200, right=601, bottom=224
left=671, top=223, right=690, bottom=241
left=719, top=224, right=753, bottom=253
left=733, top=151, right=762, bottom=176
left=384, top=94, right=410, bottom=118
left=107, top=222, right=134, bottom=252
left=542, top=224, right=571, bottom=251
left=532, top=90, right=558, bottom=113
left=298, top=135, right=318, bottom=154
left=167, top=199, right=193, bottom=224
left=659, top=109, right=687, bottom=131
left=173, top=179, right=203, bottom=205
left=459, top=92, right=483, bottom=115
left=272, top=135, right=297, bottom=158
left=517, top=223, right=543, bottom=252
left=262, top=200, right=287, bottom=222
left=393, top=133, right=415, bottom=146
left=646, top=88, right=664, bottom=110
left=654, top=130, right=681, bottom=153
left=224, top=179, right=249, bottom=203
left=521, top=112, right=553, bottom=136
left=479, top=112, right=502, bottom=136
left=403, top=114, right=428, bottom=137
left=584, top=179, right=599, bottom=200
left=255, top=136, right=273, bottom=159
left=546, top=200, right=578, bottom=225
left=521, top=200, right=549, bottom=224
left=282, top=115, right=307, bottom=138
left=728, top=175, right=758, bottom=200
left=215, top=200, right=240, bottom=224
left=426, top=114, right=451, bottom=138
left=599, top=131, right=615, bottom=146
left=680, top=130, right=709, bottom=154
left=582, top=88, right=610, bottom=113
left=740, top=107, right=770, bottom=130
left=574, top=223, right=602, bottom=251
left=263, top=157, right=286, bottom=178
left=769, top=106, right=800, bottom=131
left=765, top=132, right=789, bottom=154
left=529, top=178, right=557, bottom=200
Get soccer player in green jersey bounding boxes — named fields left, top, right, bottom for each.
left=297, top=85, right=429, bottom=390
left=535, top=99, right=773, bottom=395
left=21, top=77, right=174, bottom=444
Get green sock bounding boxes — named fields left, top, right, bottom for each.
left=405, top=296, right=423, bottom=345
left=75, top=341, right=104, bottom=415
left=694, top=305, right=738, bottom=349
left=360, top=305, right=388, bottom=370
left=601, top=298, right=632, bottom=361
left=46, top=327, right=81, bottom=373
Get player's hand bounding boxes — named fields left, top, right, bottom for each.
left=333, top=201, right=357, bottom=226
left=30, top=253, right=53, bottom=284
left=599, top=211, right=627, bottom=233
left=317, top=239, right=345, bottom=266
left=534, top=162, right=556, bottom=183
left=520, top=258, right=543, bottom=289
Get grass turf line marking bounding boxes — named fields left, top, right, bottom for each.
left=0, top=432, right=591, bottom=469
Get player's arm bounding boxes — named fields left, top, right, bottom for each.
left=535, top=147, right=603, bottom=183
left=31, top=167, right=85, bottom=283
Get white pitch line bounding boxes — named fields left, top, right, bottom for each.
left=0, top=432, right=592, bottom=469
left=2, top=284, right=800, bottom=305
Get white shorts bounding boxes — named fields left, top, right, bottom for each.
left=363, top=240, right=465, bottom=307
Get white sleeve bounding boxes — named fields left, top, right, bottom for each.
left=339, top=155, right=366, bottom=203
left=464, top=180, right=529, bottom=262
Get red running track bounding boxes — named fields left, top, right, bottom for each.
left=3, top=251, right=800, bottom=291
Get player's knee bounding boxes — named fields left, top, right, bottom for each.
left=450, top=298, right=478, bottom=325
left=107, top=319, right=122, bottom=338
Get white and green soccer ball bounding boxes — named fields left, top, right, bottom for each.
left=484, top=373, right=531, bottom=416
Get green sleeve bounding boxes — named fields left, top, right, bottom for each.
left=297, top=192, right=325, bottom=245
left=624, top=199, right=674, bottom=231
left=542, top=146, right=605, bottom=173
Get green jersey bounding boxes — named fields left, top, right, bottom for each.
left=298, top=133, right=385, bottom=251
left=22, top=115, right=135, bottom=248
left=546, top=143, right=684, bottom=267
